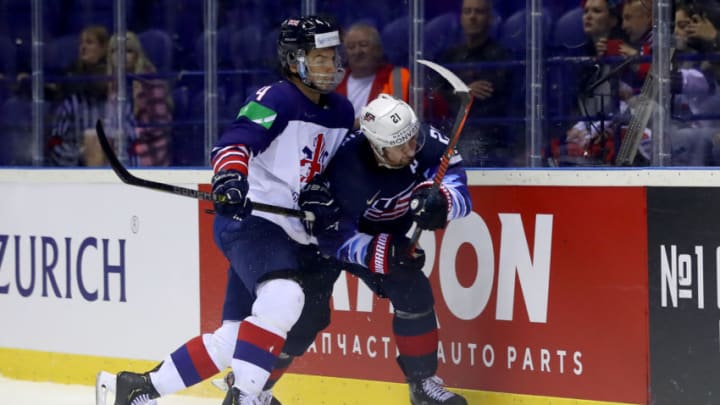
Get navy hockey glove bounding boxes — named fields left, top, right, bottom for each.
left=298, top=177, right=340, bottom=236
left=409, top=181, right=451, bottom=230
left=211, top=170, right=252, bottom=219
left=365, top=233, right=425, bottom=274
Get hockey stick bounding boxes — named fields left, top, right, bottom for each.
left=95, top=120, right=307, bottom=219
left=615, top=49, right=675, bottom=166
left=409, top=60, right=473, bottom=246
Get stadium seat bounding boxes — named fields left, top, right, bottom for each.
left=64, top=0, right=120, bottom=35
left=44, top=34, right=79, bottom=74
left=259, top=27, right=281, bottom=70
left=494, top=0, right=525, bottom=19
left=380, top=15, right=409, bottom=66
left=498, top=8, right=553, bottom=52
left=138, top=29, right=173, bottom=74
left=169, top=85, right=200, bottom=166
left=423, top=12, right=463, bottom=61
left=0, top=96, right=33, bottom=165
left=552, top=7, right=586, bottom=50
left=0, top=0, right=44, bottom=40
left=0, top=34, right=15, bottom=76
left=230, top=25, right=264, bottom=69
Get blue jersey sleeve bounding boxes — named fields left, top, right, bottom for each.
left=418, top=125, right=472, bottom=220
left=424, top=153, right=472, bottom=221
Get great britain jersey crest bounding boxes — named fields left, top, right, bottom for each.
left=300, top=133, right=329, bottom=183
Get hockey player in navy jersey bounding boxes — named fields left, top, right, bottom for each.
left=107, top=15, right=354, bottom=405
left=212, top=92, right=473, bottom=404
left=314, top=93, right=472, bottom=405
left=218, top=93, right=472, bottom=405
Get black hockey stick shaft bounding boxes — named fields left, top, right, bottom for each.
left=95, top=120, right=306, bottom=219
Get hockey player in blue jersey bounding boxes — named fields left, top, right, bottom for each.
left=212, top=94, right=472, bottom=404
left=218, top=93, right=472, bottom=405
left=311, top=93, right=472, bottom=405
left=107, top=15, right=354, bottom=405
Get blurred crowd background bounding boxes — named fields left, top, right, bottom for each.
left=0, top=0, right=716, bottom=168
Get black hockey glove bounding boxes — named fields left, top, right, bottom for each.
left=211, top=170, right=252, bottom=220
left=364, top=233, right=425, bottom=274
left=409, top=181, right=451, bottom=230
left=298, top=176, right=340, bottom=236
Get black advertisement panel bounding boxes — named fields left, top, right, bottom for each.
left=648, top=187, right=720, bottom=405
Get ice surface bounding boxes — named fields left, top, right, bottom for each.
left=0, top=375, right=219, bottom=405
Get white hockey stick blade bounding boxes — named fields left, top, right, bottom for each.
left=95, top=371, right=157, bottom=405
left=211, top=377, right=230, bottom=392
left=416, top=59, right=470, bottom=94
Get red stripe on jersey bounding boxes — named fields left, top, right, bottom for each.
left=212, top=145, right=249, bottom=175
left=237, top=320, right=285, bottom=356
left=186, top=335, right=220, bottom=379
left=395, top=329, right=439, bottom=357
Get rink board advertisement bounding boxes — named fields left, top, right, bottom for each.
left=0, top=182, right=201, bottom=360
left=199, top=185, right=649, bottom=404
left=648, top=187, right=720, bottom=404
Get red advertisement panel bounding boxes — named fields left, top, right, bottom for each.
left=199, top=185, right=649, bottom=404
left=198, top=184, right=227, bottom=334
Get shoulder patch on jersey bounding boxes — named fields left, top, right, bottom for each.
left=236, top=101, right=278, bottom=129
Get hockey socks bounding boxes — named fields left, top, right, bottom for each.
left=394, top=308, right=439, bottom=380
left=149, top=334, right=222, bottom=395
left=231, top=316, right=286, bottom=394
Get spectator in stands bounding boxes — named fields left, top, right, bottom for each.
left=684, top=1, right=720, bottom=47
left=336, top=22, right=410, bottom=128
left=437, top=0, right=513, bottom=166
left=582, top=0, right=624, bottom=57
left=558, top=0, right=624, bottom=164
left=47, top=25, right=110, bottom=166
left=667, top=1, right=720, bottom=165
left=101, top=31, right=173, bottom=166
left=681, top=0, right=720, bottom=81
left=672, top=1, right=719, bottom=122
left=62, top=25, right=110, bottom=99
left=560, top=0, right=657, bottom=166
left=617, top=0, right=653, bottom=94
left=572, top=0, right=624, bottom=116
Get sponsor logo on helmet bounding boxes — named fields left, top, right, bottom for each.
left=385, top=121, right=419, bottom=146
left=363, top=112, right=376, bottom=122
left=315, top=31, right=340, bottom=48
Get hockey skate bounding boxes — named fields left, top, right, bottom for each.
left=96, top=370, right=160, bottom=405
left=216, top=371, right=281, bottom=405
left=223, top=386, right=280, bottom=405
left=409, top=375, right=468, bottom=405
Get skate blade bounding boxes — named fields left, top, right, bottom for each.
left=95, top=371, right=116, bottom=405
left=211, top=377, right=229, bottom=392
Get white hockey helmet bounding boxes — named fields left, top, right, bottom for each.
left=360, top=94, right=420, bottom=151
